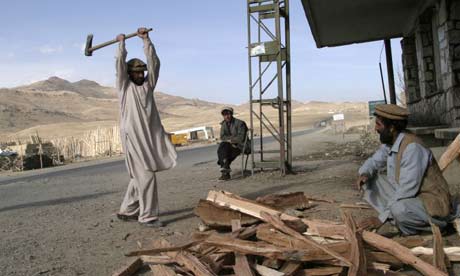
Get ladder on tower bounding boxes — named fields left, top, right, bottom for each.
left=246, top=0, right=292, bottom=175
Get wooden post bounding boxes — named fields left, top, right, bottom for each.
left=384, top=39, right=396, bottom=105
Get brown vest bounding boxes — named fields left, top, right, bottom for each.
left=395, top=133, right=451, bottom=218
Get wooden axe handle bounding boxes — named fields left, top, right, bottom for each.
left=90, top=28, right=153, bottom=52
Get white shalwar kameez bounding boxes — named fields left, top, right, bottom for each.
left=116, top=38, right=177, bottom=223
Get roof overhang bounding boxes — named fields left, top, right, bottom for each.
left=301, top=0, right=436, bottom=48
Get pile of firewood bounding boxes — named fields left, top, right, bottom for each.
left=114, top=190, right=460, bottom=276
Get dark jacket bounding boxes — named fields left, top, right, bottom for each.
left=220, top=117, right=250, bottom=152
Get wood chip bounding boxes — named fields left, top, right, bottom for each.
left=362, top=231, right=447, bottom=276
left=111, top=258, right=143, bottom=276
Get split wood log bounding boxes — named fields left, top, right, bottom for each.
left=294, top=266, right=343, bottom=276
left=111, top=258, right=143, bottom=276
left=206, top=190, right=345, bottom=239
left=149, top=264, right=176, bottom=276
left=154, top=239, right=217, bottom=276
left=260, top=212, right=351, bottom=266
left=141, top=255, right=175, bottom=265
left=126, top=240, right=200, bottom=257
left=254, top=264, right=285, bottom=276
left=410, top=246, right=460, bottom=261
left=256, top=192, right=311, bottom=210
left=256, top=223, right=350, bottom=261
left=366, top=251, right=403, bottom=267
left=438, top=133, right=460, bottom=171
left=231, top=220, right=255, bottom=276
left=431, top=223, right=449, bottom=272
left=362, top=231, right=447, bottom=276
left=368, top=262, right=391, bottom=273
left=194, top=199, right=259, bottom=228
left=342, top=212, right=366, bottom=276
left=203, top=234, right=329, bottom=262
left=206, top=190, right=306, bottom=233
left=392, top=235, right=430, bottom=248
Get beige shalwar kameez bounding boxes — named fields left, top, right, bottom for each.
left=116, top=37, right=177, bottom=223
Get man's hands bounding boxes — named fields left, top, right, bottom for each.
left=116, top=28, right=149, bottom=42
left=116, top=34, right=125, bottom=42
left=356, top=174, right=369, bottom=192
left=137, top=27, right=149, bottom=39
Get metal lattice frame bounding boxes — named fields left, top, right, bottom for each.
left=247, top=0, right=292, bottom=175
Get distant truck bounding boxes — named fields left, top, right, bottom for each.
left=169, top=126, right=215, bottom=147
left=170, top=133, right=189, bottom=147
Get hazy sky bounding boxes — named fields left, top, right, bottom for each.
left=0, top=0, right=403, bottom=104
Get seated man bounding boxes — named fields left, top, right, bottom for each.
left=357, top=104, right=452, bottom=235
left=217, top=107, right=249, bottom=180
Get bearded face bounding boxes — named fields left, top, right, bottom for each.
left=375, top=117, right=394, bottom=145
left=128, top=71, right=145, bottom=86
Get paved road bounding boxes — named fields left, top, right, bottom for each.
left=0, top=126, right=327, bottom=275
left=0, top=128, right=319, bottom=186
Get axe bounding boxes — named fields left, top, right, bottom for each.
left=84, top=28, right=153, bottom=56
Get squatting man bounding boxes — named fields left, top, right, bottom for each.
left=115, top=28, right=177, bottom=227
left=357, top=104, right=458, bottom=236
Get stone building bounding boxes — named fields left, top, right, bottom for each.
left=301, top=0, right=460, bottom=128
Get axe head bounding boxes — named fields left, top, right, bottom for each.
left=84, top=34, right=94, bottom=56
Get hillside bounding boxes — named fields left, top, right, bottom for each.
left=0, top=76, right=369, bottom=141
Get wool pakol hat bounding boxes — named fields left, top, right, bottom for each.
left=374, top=104, right=409, bottom=120
left=127, top=58, right=147, bottom=72
left=221, top=106, right=234, bottom=115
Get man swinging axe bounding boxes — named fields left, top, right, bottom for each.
left=114, top=27, right=177, bottom=227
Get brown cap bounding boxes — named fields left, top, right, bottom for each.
left=374, top=104, right=409, bottom=120
left=221, top=106, right=234, bottom=115
left=127, top=58, right=147, bottom=72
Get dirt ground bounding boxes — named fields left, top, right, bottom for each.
left=1, top=128, right=459, bottom=275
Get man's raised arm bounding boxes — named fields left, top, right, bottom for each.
left=138, top=28, right=160, bottom=89
left=115, top=34, right=129, bottom=92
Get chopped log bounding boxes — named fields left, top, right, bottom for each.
left=431, top=223, right=449, bottom=272
left=149, top=264, right=176, bottom=276
left=302, top=220, right=346, bottom=240
left=141, top=255, right=175, bottom=265
left=411, top=246, right=460, bottom=261
left=256, top=192, right=311, bottom=210
left=254, top=264, right=285, bottom=276
left=194, top=199, right=259, bottom=228
left=206, top=190, right=345, bottom=238
left=231, top=220, right=255, bottom=276
left=294, top=267, right=343, bottom=276
left=206, top=190, right=306, bottom=232
left=111, top=258, right=143, bottom=276
left=392, top=235, right=430, bottom=248
left=438, top=133, right=460, bottom=171
left=260, top=212, right=351, bottom=267
left=366, top=251, right=403, bottom=267
left=279, top=262, right=302, bottom=276
left=155, top=239, right=217, bottom=276
left=342, top=212, right=366, bottom=276
left=126, top=240, right=200, bottom=257
left=368, top=262, right=391, bottom=273
left=362, top=231, right=447, bottom=276
left=203, top=234, right=323, bottom=261
left=256, top=223, right=350, bottom=261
